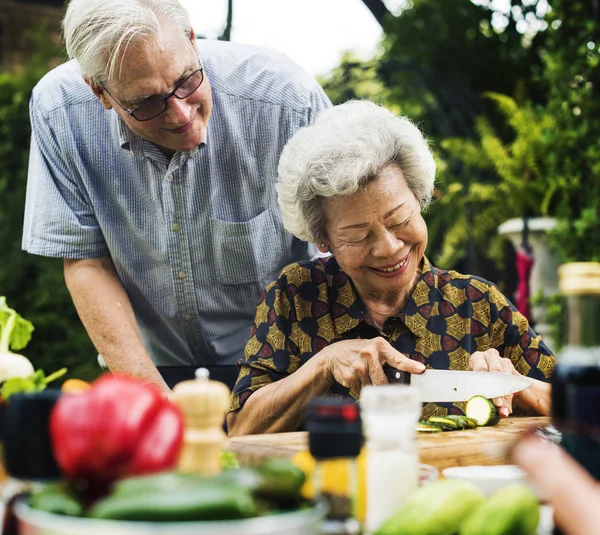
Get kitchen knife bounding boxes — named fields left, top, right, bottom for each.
left=383, top=367, right=533, bottom=402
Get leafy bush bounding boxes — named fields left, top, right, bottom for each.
left=0, top=41, right=99, bottom=381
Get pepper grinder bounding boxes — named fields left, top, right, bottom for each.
left=171, top=368, right=230, bottom=476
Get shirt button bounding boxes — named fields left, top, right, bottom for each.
left=185, top=314, right=193, bottom=321
left=172, top=223, right=180, bottom=232
left=178, top=271, right=186, bottom=279
left=166, top=175, right=173, bottom=182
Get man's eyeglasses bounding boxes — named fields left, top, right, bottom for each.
left=102, top=66, right=204, bottom=122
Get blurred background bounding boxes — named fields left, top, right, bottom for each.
left=0, top=0, right=598, bottom=380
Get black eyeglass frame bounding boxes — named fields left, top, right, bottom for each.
left=101, top=61, right=204, bottom=122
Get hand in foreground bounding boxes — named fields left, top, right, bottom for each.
left=512, top=433, right=600, bottom=535
left=320, top=337, right=425, bottom=397
left=469, top=348, right=518, bottom=418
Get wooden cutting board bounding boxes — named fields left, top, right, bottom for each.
left=227, top=416, right=551, bottom=470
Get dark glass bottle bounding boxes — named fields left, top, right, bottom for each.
left=551, top=263, right=600, bottom=535
left=307, top=398, right=363, bottom=535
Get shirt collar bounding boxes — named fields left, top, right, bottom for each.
left=331, top=255, right=438, bottom=337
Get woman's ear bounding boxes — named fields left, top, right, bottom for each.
left=317, top=242, right=330, bottom=254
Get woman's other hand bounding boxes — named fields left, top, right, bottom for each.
left=469, top=348, right=518, bottom=418
left=320, top=337, right=425, bottom=397
left=513, top=433, right=600, bottom=535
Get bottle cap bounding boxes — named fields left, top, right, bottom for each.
left=559, top=262, right=600, bottom=295
left=307, top=398, right=362, bottom=459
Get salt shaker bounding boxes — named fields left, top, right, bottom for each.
left=360, top=385, right=421, bottom=534
left=171, top=368, right=230, bottom=476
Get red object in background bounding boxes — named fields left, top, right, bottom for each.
left=50, top=375, right=183, bottom=492
left=515, top=246, right=534, bottom=323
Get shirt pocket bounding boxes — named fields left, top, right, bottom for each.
left=209, top=208, right=284, bottom=285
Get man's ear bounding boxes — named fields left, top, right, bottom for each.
left=84, top=76, right=112, bottom=110
left=189, top=27, right=196, bottom=43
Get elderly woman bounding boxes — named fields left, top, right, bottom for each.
left=227, top=101, right=555, bottom=435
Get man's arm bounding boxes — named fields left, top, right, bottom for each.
left=64, top=257, right=169, bottom=394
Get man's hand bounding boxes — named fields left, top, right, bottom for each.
left=513, top=433, right=600, bottom=535
left=469, top=348, right=519, bottom=418
left=320, top=337, right=425, bottom=397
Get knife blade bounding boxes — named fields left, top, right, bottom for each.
left=383, top=367, right=533, bottom=402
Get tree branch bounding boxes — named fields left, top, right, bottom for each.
left=219, top=0, right=233, bottom=41
left=361, top=0, right=393, bottom=27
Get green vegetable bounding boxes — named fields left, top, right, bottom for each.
left=375, top=479, right=485, bottom=535
left=0, top=297, right=35, bottom=383
left=416, top=423, right=443, bottom=433
left=466, top=396, right=500, bottom=426
left=220, top=449, right=240, bottom=470
left=0, top=367, right=67, bottom=401
left=29, top=482, right=84, bottom=517
left=417, top=415, right=479, bottom=432
left=88, top=483, right=257, bottom=521
left=428, top=417, right=460, bottom=430
left=460, top=484, right=540, bottom=535
left=253, top=458, right=306, bottom=502
left=109, top=471, right=200, bottom=497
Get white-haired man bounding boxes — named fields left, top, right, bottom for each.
left=23, top=0, right=331, bottom=394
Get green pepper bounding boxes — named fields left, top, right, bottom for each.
left=88, top=482, right=256, bottom=521
left=29, top=482, right=84, bottom=517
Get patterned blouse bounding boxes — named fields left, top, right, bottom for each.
left=229, top=256, right=556, bottom=418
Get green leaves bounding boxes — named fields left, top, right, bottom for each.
left=0, top=296, right=34, bottom=353
left=0, top=367, right=67, bottom=401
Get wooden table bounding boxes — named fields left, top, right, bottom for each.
left=227, top=416, right=551, bottom=471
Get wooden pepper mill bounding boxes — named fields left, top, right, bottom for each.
left=171, top=368, right=230, bottom=476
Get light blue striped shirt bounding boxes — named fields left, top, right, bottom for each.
left=23, top=39, right=331, bottom=367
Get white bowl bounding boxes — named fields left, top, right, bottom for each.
left=442, top=465, right=545, bottom=501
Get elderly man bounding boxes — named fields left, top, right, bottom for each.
left=22, top=0, right=331, bottom=395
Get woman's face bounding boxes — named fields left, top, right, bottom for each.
left=321, top=164, right=428, bottom=300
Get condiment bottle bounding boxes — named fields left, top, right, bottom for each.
left=360, top=385, right=421, bottom=534
left=307, top=397, right=362, bottom=535
left=171, top=368, right=230, bottom=476
left=551, top=263, right=600, bottom=535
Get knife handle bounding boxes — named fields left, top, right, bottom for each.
left=383, top=365, right=411, bottom=385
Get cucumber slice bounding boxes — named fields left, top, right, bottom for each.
left=428, top=417, right=459, bottom=430
left=465, top=396, right=500, bottom=426
left=416, top=424, right=443, bottom=433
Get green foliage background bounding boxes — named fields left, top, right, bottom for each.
left=322, top=0, right=600, bottom=287
left=0, top=35, right=99, bottom=380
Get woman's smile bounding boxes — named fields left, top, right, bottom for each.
left=369, top=252, right=411, bottom=277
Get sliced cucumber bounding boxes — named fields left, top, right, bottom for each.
left=428, top=417, right=459, bottom=431
left=416, top=424, right=443, bottom=433
left=465, top=396, right=500, bottom=426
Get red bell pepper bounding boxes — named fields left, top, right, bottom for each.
left=50, top=374, right=183, bottom=491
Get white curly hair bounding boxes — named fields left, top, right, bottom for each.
left=276, top=100, right=436, bottom=243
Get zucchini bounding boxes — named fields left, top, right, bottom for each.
left=428, top=417, right=459, bottom=431
left=416, top=423, right=443, bottom=433
left=89, top=483, right=257, bottom=521
left=465, top=396, right=500, bottom=426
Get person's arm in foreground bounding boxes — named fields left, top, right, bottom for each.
left=227, top=337, right=425, bottom=436
left=64, top=256, right=169, bottom=395
left=513, top=433, right=600, bottom=535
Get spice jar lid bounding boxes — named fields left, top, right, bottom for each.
left=307, top=398, right=362, bottom=459
left=559, top=262, right=600, bottom=296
